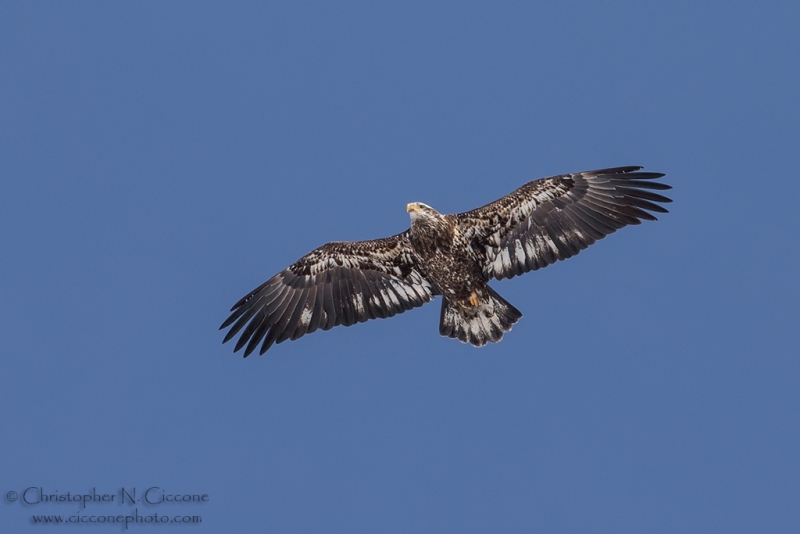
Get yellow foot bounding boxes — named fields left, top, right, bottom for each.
left=469, top=291, right=480, bottom=307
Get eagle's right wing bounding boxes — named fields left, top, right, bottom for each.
left=456, top=167, right=672, bottom=280
left=220, top=232, right=437, bottom=356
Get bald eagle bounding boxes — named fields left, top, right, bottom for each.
left=221, top=166, right=671, bottom=356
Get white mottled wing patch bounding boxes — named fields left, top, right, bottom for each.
left=455, top=167, right=671, bottom=280
left=220, top=231, right=438, bottom=356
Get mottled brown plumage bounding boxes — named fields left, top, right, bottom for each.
left=221, top=166, right=671, bottom=356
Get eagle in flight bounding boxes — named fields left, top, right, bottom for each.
left=221, top=166, right=671, bottom=356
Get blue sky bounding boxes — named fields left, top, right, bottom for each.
left=2, top=2, right=798, bottom=532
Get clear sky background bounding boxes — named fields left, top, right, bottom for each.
left=2, top=2, right=798, bottom=532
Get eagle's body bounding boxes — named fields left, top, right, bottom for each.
left=221, top=166, right=671, bottom=356
left=406, top=203, right=523, bottom=345
left=406, top=204, right=481, bottom=304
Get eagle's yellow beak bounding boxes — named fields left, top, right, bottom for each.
left=406, top=202, right=421, bottom=213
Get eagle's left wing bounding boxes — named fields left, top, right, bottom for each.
left=220, top=232, right=437, bottom=356
left=456, top=166, right=671, bottom=280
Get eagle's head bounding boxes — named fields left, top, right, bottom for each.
left=406, top=202, right=440, bottom=219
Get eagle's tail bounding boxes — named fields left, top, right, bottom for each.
left=439, top=286, right=522, bottom=347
